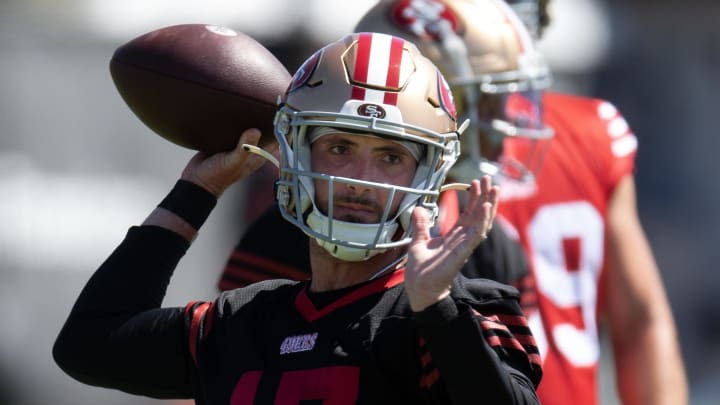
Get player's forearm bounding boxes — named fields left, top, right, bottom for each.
left=605, top=179, right=688, bottom=404
left=612, top=316, right=688, bottom=405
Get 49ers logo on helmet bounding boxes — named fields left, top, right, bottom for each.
left=288, top=50, right=321, bottom=93
left=391, top=0, right=460, bottom=41
left=357, top=103, right=386, bottom=118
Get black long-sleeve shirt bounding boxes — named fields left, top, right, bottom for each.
left=53, top=225, right=541, bottom=404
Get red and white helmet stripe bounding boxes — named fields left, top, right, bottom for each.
left=350, top=32, right=414, bottom=106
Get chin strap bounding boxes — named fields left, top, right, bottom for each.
left=440, top=182, right=470, bottom=192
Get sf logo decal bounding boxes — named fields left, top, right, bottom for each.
left=357, top=103, right=386, bottom=118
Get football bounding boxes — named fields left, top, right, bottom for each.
left=109, top=24, right=291, bottom=153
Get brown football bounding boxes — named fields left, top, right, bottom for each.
left=109, top=24, right=291, bottom=152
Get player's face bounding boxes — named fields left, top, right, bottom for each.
left=311, top=132, right=418, bottom=224
left=472, top=91, right=545, bottom=161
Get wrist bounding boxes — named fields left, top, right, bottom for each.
left=157, top=179, right=217, bottom=230
left=407, top=288, right=451, bottom=312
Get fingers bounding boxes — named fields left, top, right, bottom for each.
left=480, top=176, right=500, bottom=230
left=228, top=129, right=265, bottom=168
left=181, top=128, right=266, bottom=197
left=410, top=206, right=432, bottom=245
left=457, top=176, right=499, bottom=241
left=236, top=128, right=261, bottom=148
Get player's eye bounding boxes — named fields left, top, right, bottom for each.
left=382, top=153, right=402, bottom=165
left=329, top=144, right=349, bottom=155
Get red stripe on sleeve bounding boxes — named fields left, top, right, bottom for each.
left=480, top=319, right=511, bottom=334
left=419, top=368, right=440, bottom=389
left=185, top=301, right=211, bottom=367
left=485, top=335, right=527, bottom=353
left=480, top=312, right=531, bottom=328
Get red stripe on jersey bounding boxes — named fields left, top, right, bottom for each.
left=529, top=353, right=542, bottom=367
left=513, top=275, right=538, bottom=313
left=420, top=351, right=432, bottom=368
left=475, top=311, right=530, bottom=328
left=494, top=313, right=531, bottom=328
left=295, top=269, right=405, bottom=322
left=478, top=310, right=539, bottom=363
left=219, top=251, right=309, bottom=290
left=513, top=332, right=538, bottom=347
left=382, top=36, right=404, bottom=105
left=185, top=301, right=212, bottom=366
left=351, top=33, right=372, bottom=100
left=480, top=319, right=511, bottom=334
left=485, top=334, right=526, bottom=353
left=484, top=329, right=540, bottom=367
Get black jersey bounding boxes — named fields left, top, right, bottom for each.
left=220, top=193, right=532, bottom=301
left=54, top=226, right=541, bottom=404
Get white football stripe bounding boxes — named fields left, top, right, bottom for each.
left=366, top=33, right=393, bottom=89
left=364, top=88, right=386, bottom=104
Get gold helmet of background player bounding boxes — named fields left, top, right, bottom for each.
left=354, top=0, right=554, bottom=185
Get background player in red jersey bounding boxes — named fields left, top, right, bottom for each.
left=499, top=1, right=688, bottom=404
left=53, top=33, right=542, bottom=403
left=355, top=0, right=688, bottom=404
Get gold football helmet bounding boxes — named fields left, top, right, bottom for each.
left=273, top=32, right=463, bottom=261
left=354, top=0, right=554, bottom=185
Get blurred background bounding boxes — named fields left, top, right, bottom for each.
left=0, top=0, right=717, bottom=404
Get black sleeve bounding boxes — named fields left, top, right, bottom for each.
left=219, top=204, right=311, bottom=290
left=414, top=279, right=542, bottom=404
left=52, top=225, right=195, bottom=399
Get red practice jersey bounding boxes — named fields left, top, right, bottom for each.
left=497, top=92, right=637, bottom=405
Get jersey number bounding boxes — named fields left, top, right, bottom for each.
left=527, top=202, right=602, bottom=367
left=231, top=366, right=359, bottom=404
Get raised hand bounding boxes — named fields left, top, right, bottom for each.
left=404, top=176, right=500, bottom=311
left=181, top=128, right=277, bottom=197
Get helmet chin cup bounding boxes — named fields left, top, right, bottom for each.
left=306, top=208, right=399, bottom=261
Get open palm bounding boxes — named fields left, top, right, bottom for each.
left=404, top=176, right=499, bottom=311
